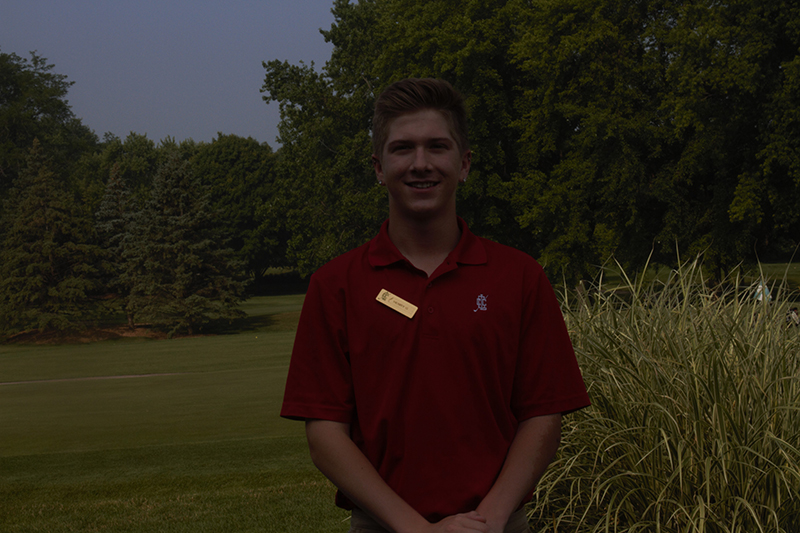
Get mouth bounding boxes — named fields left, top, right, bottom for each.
left=406, top=181, right=438, bottom=189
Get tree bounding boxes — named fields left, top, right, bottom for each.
left=74, top=132, right=198, bottom=226
left=370, top=0, right=529, bottom=248
left=650, top=0, right=800, bottom=274
left=0, top=49, right=96, bottom=206
left=261, top=0, right=530, bottom=275
left=0, top=140, right=103, bottom=337
left=263, top=0, right=800, bottom=281
left=191, top=133, right=283, bottom=284
left=508, top=0, right=670, bottom=278
left=511, top=0, right=800, bottom=279
left=261, top=37, right=386, bottom=276
left=95, top=162, right=137, bottom=327
left=91, top=132, right=161, bottom=200
left=123, top=151, right=247, bottom=336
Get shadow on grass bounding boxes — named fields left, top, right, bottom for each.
left=204, top=311, right=301, bottom=336
left=3, top=310, right=302, bottom=345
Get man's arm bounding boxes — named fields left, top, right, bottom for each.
left=475, top=413, right=562, bottom=533
left=306, top=419, right=490, bottom=533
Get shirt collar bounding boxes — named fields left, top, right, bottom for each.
left=368, top=217, right=487, bottom=269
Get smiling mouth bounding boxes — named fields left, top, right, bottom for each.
left=407, top=182, right=437, bottom=189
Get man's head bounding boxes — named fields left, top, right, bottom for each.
left=372, top=78, right=469, bottom=160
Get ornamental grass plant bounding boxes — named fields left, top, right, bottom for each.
left=531, top=258, right=800, bottom=532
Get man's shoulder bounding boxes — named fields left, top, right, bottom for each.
left=476, top=236, right=543, bottom=272
left=310, top=239, right=374, bottom=283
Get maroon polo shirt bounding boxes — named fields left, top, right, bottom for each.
left=281, top=218, right=589, bottom=521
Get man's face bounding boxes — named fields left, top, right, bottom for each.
left=373, top=109, right=471, bottom=222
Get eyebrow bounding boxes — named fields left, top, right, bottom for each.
left=386, top=137, right=454, bottom=147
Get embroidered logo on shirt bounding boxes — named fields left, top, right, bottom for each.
left=473, top=294, right=488, bottom=312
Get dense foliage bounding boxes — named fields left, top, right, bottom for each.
left=122, top=152, right=247, bottom=337
left=0, top=140, right=103, bottom=333
left=0, top=53, right=263, bottom=338
left=262, top=0, right=800, bottom=281
left=0, top=49, right=96, bottom=204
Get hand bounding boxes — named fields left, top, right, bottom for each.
left=472, top=509, right=508, bottom=533
left=426, top=511, right=491, bottom=532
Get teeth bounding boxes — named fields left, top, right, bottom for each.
left=409, top=182, right=436, bottom=189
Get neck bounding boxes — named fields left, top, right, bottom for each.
left=387, top=212, right=461, bottom=277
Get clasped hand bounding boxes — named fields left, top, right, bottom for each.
left=426, top=510, right=502, bottom=533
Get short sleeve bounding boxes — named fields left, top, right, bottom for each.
left=511, top=265, right=590, bottom=420
left=280, top=272, right=355, bottom=423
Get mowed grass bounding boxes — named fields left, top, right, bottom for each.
left=0, top=295, right=351, bottom=533
left=3, top=264, right=799, bottom=532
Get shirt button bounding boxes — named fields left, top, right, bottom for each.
left=427, top=306, right=434, bottom=314
left=427, top=283, right=432, bottom=288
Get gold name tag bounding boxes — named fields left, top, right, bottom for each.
left=376, top=289, right=418, bottom=319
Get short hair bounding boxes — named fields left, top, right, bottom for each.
left=372, top=78, right=469, bottom=158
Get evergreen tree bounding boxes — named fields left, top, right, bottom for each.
left=123, top=151, right=246, bottom=336
left=0, top=140, right=103, bottom=337
left=95, top=162, right=137, bottom=327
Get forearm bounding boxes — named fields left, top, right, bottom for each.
left=305, top=419, right=431, bottom=533
left=476, top=413, right=562, bottom=531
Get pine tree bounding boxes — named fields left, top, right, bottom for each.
left=95, top=162, right=137, bottom=327
left=124, top=151, right=247, bottom=336
left=0, top=139, right=103, bottom=336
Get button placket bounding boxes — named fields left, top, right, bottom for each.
left=421, top=277, right=439, bottom=337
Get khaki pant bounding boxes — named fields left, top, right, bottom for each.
left=348, top=507, right=532, bottom=533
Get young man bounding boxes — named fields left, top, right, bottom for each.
left=281, top=78, right=590, bottom=533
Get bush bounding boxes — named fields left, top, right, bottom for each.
left=532, top=259, right=800, bottom=532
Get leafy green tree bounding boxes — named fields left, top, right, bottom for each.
left=0, top=140, right=103, bottom=337
left=507, top=0, right=670, bottom=278
left=370, top=0, right=529, bottom=248
left=261, top=0, right=528, bottom=275
left=758, top=12, right=800, bottom=256
left=651, top=0, right=800, bottom=273
left=0, top=49, right=96, bottom=206
left=261, top=39, right=386, bottom=276
left=508, top=0, right=800, bottom=279
left=92, top=132, right=161, bottom=200
left=263, top=0, right=800, bottom=280
left=123, top=151, right=247, bottom=336
left=191, top=133, right=283, bottom=284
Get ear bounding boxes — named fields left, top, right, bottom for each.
left=372, top=155, right=384, bottom=182
left=459, top=149, right=472, bottom=182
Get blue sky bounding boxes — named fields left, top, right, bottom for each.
left=1, top=0, right=337, bottom=147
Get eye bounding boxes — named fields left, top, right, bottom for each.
left=390, top=143, right=412, bottom=153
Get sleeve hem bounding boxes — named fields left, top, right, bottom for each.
left=279, top=403, right=353, bottom=424
left=514, top=393, right=591, bottom=421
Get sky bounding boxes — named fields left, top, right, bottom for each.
left=1, top=0, right=337, bottom=147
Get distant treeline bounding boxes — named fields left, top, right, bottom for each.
left=2, top=0, right=800, bottom=337
left=0, top=50, right=278, bottom=337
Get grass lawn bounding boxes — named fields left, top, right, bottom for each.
left=3, top=264, right=798, bottom=532
left=0, top=294, right=351, bottom=533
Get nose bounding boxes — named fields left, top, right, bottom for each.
left=410, top=147, right=431, bottom=172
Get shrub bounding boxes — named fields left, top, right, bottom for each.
left=532, top=259, right=800, bottom=532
